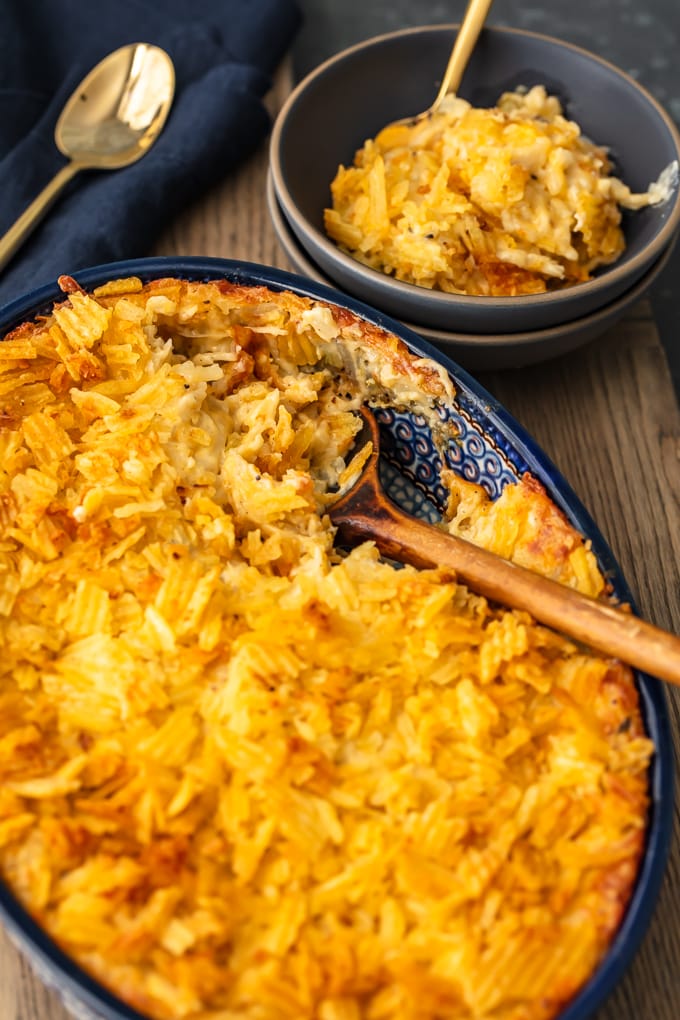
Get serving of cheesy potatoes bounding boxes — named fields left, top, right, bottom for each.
left=325, top=85, right=673, bottom=296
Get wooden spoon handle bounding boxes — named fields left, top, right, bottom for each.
left=332, top=484, right=680, bottom=686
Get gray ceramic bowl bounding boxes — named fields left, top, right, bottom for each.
left=266, top=169, right=676, bottom=371
left=270, top=24, right=680, bottom=335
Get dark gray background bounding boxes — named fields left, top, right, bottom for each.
left=292, top=0, right=680, bottom=393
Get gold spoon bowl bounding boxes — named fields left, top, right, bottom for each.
left=0, top=42, right=175, bottom=271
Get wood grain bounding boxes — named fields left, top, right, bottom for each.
left=2, top=61, right=680, bottom=1020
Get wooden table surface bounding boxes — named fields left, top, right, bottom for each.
left=1, top=68, right=679, bottom=1020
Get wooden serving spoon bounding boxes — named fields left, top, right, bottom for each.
left=329, top=407, right=680, bottom=686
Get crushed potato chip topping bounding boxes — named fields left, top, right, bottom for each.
left=325, top=85, right=674, bottom=296
left=0, top=278, right=652, bottom=1020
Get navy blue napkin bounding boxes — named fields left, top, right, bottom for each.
left=0, top=0, right=301, bottom=305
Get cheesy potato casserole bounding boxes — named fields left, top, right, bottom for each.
left=325, top=85, right=673, bottom=296
left=0, top=276, right=652, bottom=1020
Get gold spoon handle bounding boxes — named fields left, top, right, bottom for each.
left=431, top=0, right=496, bottom=111
left=331, top=453, right=680, bottom=686
left=0, top=161, right=82, bottom=272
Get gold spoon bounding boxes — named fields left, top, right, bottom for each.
left=425, top=0, right=495, bottom=116
left=329, top=407, right=680, bottom=686
left=0, top=42, right=175, bottom=272
left=389, top=0, right=495, bottom=128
